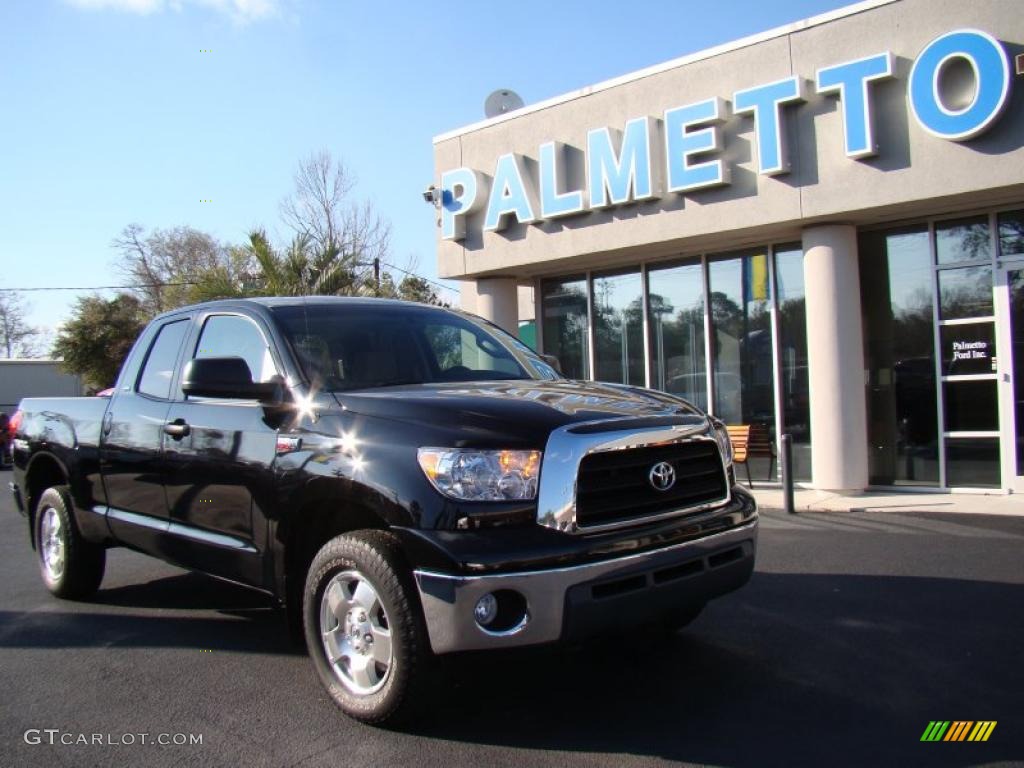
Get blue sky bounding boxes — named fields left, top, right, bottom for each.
left=0, top=0, right=853, bottom=338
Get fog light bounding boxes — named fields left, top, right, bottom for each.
left=474, top=593, right=498, bottom=626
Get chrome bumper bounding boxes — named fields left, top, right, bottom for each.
left=413, top=517, right=757, bottom=654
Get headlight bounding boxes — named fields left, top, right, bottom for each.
left=710, top=419, right=733, bottom=466
left=417, top=448, right=541, bottom=501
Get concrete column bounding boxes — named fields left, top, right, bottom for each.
left=802, top=224, right=868, bottom=492
left=471, top=277, right=519, bottom=334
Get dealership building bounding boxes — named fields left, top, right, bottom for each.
left=432, top=0, right=1024, bottom=493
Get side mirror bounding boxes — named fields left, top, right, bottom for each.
left=181, top=357, right=280, bottom=402
left=540, top=354, right=562, bottom=375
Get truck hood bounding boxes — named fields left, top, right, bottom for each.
left=331, top=379, right=708, bottom=448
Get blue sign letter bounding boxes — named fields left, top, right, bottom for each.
left=539, top=141, right=585, bottom=219
left=441, top=167, right=488, bottom=241
left=664, top=97, right=730, bottom=193
left=484, top=154, right=539, bottom=232
left=908, top=29, right=1010, bottom=141
left=816, top=52, right=894, bottom=158
left=733, top=76, right=806, bottom=175
left=587, top=116, right=661, bottom=208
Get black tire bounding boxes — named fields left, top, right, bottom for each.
left=303, top=530, right=431, bottom=725
left=35, top=485, right=105, bottom=599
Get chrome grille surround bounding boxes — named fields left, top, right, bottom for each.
left=536, top=416, right=731, bottom=534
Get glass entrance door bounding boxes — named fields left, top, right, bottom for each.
left=996, top=265, right=1024, bottom=491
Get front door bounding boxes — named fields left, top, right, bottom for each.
left=996, top=265, right=1024, bottom=492
left=161, top=312, right=282, bottom=586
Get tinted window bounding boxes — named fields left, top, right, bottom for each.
left=592, top=270, right=644, bottom=386
left=541, top=276, right=590, bottom=379
left=271, top=304, right=532, bottom=391
left=137, top=319, right=188, bottom=399
left=647, top=260, right=707, bottom=410
left=935, top=215, right=990, bottom=264
left=859, top=226, right=938, bottom=486
left=775, top=244, right=811, bottom=482
left=193, top=315, right=277, bottom=383
left=708, top=251, right=776, bottom=459
left=998, top=210, right=1024, bottom=257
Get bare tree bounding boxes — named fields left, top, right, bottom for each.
left=0, top=291, right=39, bottom=358
left=112, top=224, right=228, bottom=316
left=279, top=150, right=391, bottom=282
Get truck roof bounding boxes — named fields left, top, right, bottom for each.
left=153, top=295, right=445, bottom=321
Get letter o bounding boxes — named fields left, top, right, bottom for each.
left=909, top=29, right=1010, bottom=141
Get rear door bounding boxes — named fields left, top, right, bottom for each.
left=161, top=311, right=282, bottom=586
left=100, top=316, right=190, bottom=550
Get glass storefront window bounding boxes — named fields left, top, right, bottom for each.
left=937, top=265, right=993, bottom=320
left=774, top=244, right=811, bottom=482
left=541, top=276, right=590, bottom=380
left=859, top=226, right=939, bottom=486
left=945, top=438, right=1000, bottom=487
left=708, top=250, right=776, bottom=480
left=939, top=323, right=996, bottom=376
left=934, top=216, right=999, bottom=487
left=998, top=210, right=1024, bottom=257
left=935, top=215, right=990, bottom=264
left=646, top=261, right=707, bottom=410
left=943, top=380, right=998, bottom=433
left=537, top=210, right=1014, bottom=490
left=592, top=270, right=644, bottom=385
left=1008, top=268, right=1024, bottom=476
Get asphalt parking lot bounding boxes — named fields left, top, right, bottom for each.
left=0, top=469, right=1021, bottom=768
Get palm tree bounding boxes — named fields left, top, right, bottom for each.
left=240, top=230, right=373, bottom=297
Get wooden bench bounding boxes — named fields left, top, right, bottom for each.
left=727, top=424, right=777, bottom=485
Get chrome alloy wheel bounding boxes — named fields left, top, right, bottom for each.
left=319, top=570, right=393, bottom=695
left=40, top=506, right=65, bottom=582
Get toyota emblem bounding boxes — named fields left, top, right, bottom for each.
left=648, top=461, right=676, bottom=491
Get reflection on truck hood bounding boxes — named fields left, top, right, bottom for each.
left=333, top=379, right=706, bottom=446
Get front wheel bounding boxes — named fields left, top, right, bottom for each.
left=36, top=485, right=105, bottom=599
left=302, top=530, right=430, bottom=725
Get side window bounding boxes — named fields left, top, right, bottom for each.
left=193, top=315, right=278, bottom=383
left=137, top=319, right=189, bottom=399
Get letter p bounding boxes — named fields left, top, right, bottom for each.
left=441, top=168, right=488, bottom=241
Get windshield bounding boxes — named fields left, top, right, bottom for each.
left=271, top=303, right=559, bottom=391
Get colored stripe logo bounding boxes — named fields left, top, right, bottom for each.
left=921, top=721, right=997, bottom=742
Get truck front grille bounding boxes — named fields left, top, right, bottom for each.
left=575, top=439, right=727, bottom=529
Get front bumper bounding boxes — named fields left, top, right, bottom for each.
left=414, top=516, right=757, bottom=654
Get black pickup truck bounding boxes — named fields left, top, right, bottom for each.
left=9, top=297, right=757, bottom=723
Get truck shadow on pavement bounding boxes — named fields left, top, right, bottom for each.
left=0, top=572, right=298, bottom=655
left=411, top=570, right=1023, bottom=767
left=0, top=569, right=1020, bottom=766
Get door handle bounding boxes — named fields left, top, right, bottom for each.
left=163, top=419, right=191, bottom=439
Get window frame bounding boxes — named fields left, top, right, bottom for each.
left=134, top=317, right=191, bottom=402
left=182, top=311, right=284, bottom=402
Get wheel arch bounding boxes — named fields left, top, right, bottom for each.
left=277, top=497, right=391, bottom=610
left=24, top=452, right=70, bottom=550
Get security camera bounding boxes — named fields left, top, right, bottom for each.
left=422, top=184, right=440, bottom=205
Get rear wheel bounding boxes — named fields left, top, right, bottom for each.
left=303, top=530, right=430, bottom=724
left=36, top=485, right=105, bottom=599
